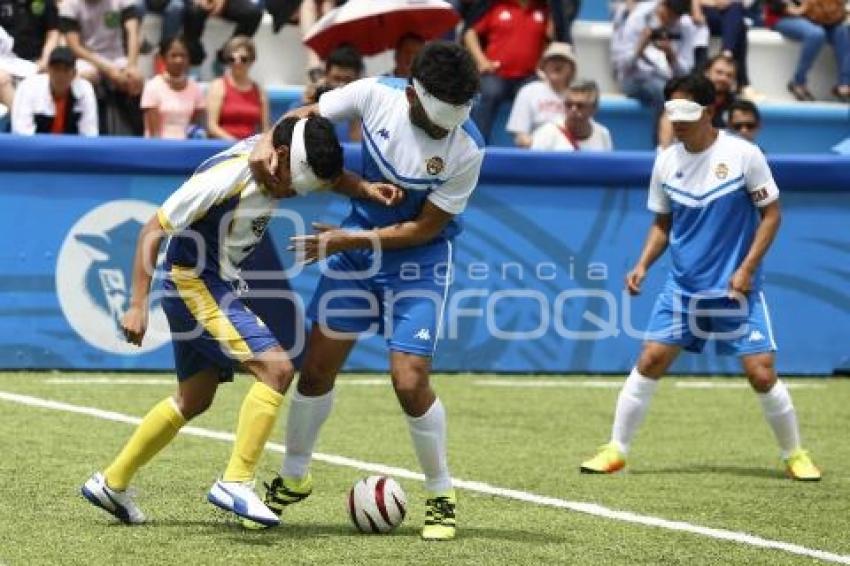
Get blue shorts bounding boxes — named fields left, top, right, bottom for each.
left=161, top=267, right=280, bottom=381
left=645, top=288, right=777, bottom=357
left=306, top=239, right=453, bottom=357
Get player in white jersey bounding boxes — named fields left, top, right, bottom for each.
left=81, top=116, right=403, bottom=527
left=250, top=41, right=483, bottom=540
left=580, top=74, right=821, bottom=481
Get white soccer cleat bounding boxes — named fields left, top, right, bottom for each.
left=81, top=472, right=146, bottom=525
left=207, top=479, right=281, bottom=527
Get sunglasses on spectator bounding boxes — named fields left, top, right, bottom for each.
left=227, top=54, right=253, bottom=64
left=730, top=121, right=758, bottom=131
left=565, top=101, right=590, bottom=110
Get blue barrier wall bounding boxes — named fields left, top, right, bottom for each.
left=268, top=88, right=850, bottom=154
left=1, top=135, right=848, bottom=374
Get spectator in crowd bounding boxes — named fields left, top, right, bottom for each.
left=695, top=0, right=753, bottom=97
left=764, top=0, right=850, bottom=101
left=703, top=53, right=737, bottom=125
left=531, top=79, right=613, bottom=151
left=206, top=35, right=268, bottom=140
left=551, top=0, right=581, bottom=45
left=0, top=0, right=60, bottom=71
left=611, top=0, right=699, bottom=123
left=183, top=0, right=263, bottom=69
left=300, top=0, right=338, bottom=82
left=0, top=67, right=12, bottom=115
left=60, top=0, right=143, bottom=93
left=60, top=0, right=144, bottom=134
left=464, top=0, right=550, bottom=143
left=141, top=36, right=205, bottom=139
left=727, top=97, right=761, bottom=143
left=302, top=43, right=363, bottom=141
left=507, top=41, right=576, bottom=148
left=11, top=46, right=98, bottom=135
left=387, top=32, right=424, bottom=79
left=135, top=0, right=186, bottom=49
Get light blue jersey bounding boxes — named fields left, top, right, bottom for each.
left=318, top=77, right=485, bottom=240
left=648, top=130, right=779, bottom=297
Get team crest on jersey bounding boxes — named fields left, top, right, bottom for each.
left=714, top=162, right=729, bottom=180
left=252, top=214, right=271, bottom=237
left=426, top=156, right=444, bottom=176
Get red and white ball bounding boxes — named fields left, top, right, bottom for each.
left=347, top=475, right=407, bottom=533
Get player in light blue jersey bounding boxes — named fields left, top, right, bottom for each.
left=581, top=74, right=821, bottom=481
left=81, top=116, right=403, bottom=528
left=250, top=41, right=483, bottom=540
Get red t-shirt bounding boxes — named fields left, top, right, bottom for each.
left=219, top=76, right=262, bottom=139
left=473, top=0, right=548, bottom=79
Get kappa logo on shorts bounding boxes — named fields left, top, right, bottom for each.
left=747, top=329, right=766, bottom=342
left=414, top=328, right=432, bottom=341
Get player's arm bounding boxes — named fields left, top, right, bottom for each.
left=331, top=170, right=404, bottom=206
left=729, top=149, right=782, bottom=297
left=626, top=214, right=671, bottom=295
left=121, top=214, right=167, bottom=346
left=291, top=200, right=453, bottom=263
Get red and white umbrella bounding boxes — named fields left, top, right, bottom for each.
left=303, top=0, right=460, bottom=60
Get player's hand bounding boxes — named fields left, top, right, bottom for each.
left=362, top=182, right=404, bottom=206
left=625, top=265, right=647, bottom=296
left=288, top=222, right=347, bottom=264
left=121, top=305, right=148, bottom=346
left=249, top=133, right=284, bottom=193
left=728, top=266, right=754, bottom=300
left=477, top=58, right=501, bottom=75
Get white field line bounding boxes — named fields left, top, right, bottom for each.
left=0, top=390, right=847, bottom=565
left=43, top=377, right=390, bottom=387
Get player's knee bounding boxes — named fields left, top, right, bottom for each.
left=298, top=357, right=337, bottom=396
left=636, top=348, right=668, bottom=377
left=259, top=360, right=295, bottom=394
left=746, top=361, right=776, bottom=393
left=390, top=358, right=429, bottom=397
left=175, top=394, right=213, bottom=420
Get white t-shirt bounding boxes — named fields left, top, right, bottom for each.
left=59, top=0, right=135, bottom=62
left=506, top=80, right=565, bottom=137
left=530, top=119, right=613, bottom=151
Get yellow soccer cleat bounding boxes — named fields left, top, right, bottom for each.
left=580, top=443, right=627, bottom=474
left=421, top=490, right=456, bottom=541
left=785, top=449, right=822, bottom=482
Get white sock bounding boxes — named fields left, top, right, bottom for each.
left=758, top=380, right=801, bottom=459
left=406, top=398, right=452, bottom=493
left=280, top=388, right=335, bottom=479
left=611, top=368, right=659, bottom=454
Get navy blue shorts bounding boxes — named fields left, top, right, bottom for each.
left=160, top=267, right=280, bottom=381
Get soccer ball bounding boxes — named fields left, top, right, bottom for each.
left=347, top=475, right=407, bottom=533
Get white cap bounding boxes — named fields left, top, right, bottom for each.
left=665, top=99, right=705, bottom=122
left=288, top=118, right=331, bottom=195
left=412, top=78, right=472, bottom=131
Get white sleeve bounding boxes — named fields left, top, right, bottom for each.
left=77, top=80, right=99, bottom=136
left=427, top=151, right=483, bottom=215
left=505, top=85, right=533, bottom=135
left=10, top=79, right=36, bottom=135
left=157, top=156, right=249, bottom=233
left=317, top=77, right=376, bottom=122
left=647, top=158, right=671, bottom=214
left=744, top=145, right=779, bottom=207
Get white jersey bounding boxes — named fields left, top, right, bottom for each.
left=158, top=137, right=279, bottom=281
left=530, top=119, right=613, bottom=151
left=318, top=77, right=485, bottom=239
left=506, top=80, right=565, bottom=137
left=648, top=130, right=779, bottom=295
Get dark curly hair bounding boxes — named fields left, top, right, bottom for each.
left=272, top=116, right=343, bottom=181
left=410, top=41, right=479, bottom=105
left=664, top=74, right=716, bottom=106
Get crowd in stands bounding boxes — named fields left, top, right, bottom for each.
left=0, top=0, right=848, bottom=149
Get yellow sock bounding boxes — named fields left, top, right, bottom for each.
left=223, top=382, right=284, bottom=482
left=104, top=397, right=186, bottom=491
